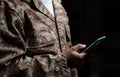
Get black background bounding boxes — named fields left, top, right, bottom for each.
left=62, top=0, right=120, bottom=77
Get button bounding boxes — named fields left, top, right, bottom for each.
left=56, top=55, right=61, bottom=62
left=55, top=66, right=60, bottom=72
left=56, top=57, right=61, bottom=62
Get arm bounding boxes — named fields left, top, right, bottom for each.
left=0, top=1, right=26, bottom=66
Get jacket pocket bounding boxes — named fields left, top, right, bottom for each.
left=26, top=30, right=57, bottom=56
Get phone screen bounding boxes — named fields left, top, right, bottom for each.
left=79, top=36, right=106, bottom=53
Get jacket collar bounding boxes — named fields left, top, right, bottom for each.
left=33, top=0, right=55, bottom=21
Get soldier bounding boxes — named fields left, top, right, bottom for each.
left=0, top=0, right=87, bottom=77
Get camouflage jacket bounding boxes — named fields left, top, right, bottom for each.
left=0, top=0, right=77, bottom=77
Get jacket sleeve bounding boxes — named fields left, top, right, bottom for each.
left=0, top=1, right=26, bottom=66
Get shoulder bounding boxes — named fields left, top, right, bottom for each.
left=0, top=0, right=26, bottom=22
left=0, top=0, right=23, bottom=11
left=1, top=0, right=25, bottom=17
left=54, top=0, right=62, bottom=3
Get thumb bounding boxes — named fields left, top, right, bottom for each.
left=71, top=44, right=86, bottom=51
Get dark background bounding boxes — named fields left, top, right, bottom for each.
left=62, top=0, right=120, bottom=77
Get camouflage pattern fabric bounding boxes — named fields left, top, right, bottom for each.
left=0, top=0, right=77, bottom=77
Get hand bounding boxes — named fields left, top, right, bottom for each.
left=66, top=44, right=87, bottom=68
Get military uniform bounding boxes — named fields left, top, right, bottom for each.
left=0, top=0, right=77, bottom=77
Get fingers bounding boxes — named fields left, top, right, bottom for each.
left=67, top=44, right=87, bottom=68
left=67, top=50, right=87, bottom=68
left=70, top=44, right=87, bottom=59
left=72, top=50, right=86, bottom=59
left=78, top=52, right=87, bottom=58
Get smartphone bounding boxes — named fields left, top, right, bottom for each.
left=79, top=36, right=106, bottom=53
